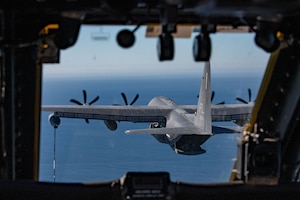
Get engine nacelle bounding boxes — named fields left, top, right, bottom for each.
left=104, top=120, right=118, bottom=131
left=48, top=113, right=61, bottom=129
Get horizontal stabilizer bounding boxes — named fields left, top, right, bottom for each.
left=125, top=127, right=213, bottom=135
left=212, top=125, right=243, bottom=134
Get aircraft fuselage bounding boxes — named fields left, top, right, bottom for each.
left=148, top=96, right=210, bottom=155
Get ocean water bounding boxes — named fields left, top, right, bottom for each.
left=39, top=74, right=263, bottom=183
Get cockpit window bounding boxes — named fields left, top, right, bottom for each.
left=40, top=25, right=269, bottom=183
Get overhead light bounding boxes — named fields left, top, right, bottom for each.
left=157, top=33, right=174, bottom=61
left=116, top=25, right=141, bottom=48
left=254, top=18, right=280, bottom=53
left=116, top=29, right=135, bottom=48
left=53, top=17, right=81, bottom=49
left=255, top=30, right=279, bottom=53
left=193, top=33, right=211, bottom=62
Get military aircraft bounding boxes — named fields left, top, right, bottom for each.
left=42, top=62, right=254, bottom=155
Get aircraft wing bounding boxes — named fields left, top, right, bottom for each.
left=42, top=103, right=253, bottom=125
left=42, top=105, right=172, bottom=123
left=180, top=103, right=253, bottom=124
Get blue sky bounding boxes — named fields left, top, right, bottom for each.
left=43, top=25, right=270, bottom=79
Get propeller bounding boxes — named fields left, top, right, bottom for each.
left=211, top=91, right=225, bottom=105
left=197, top=91, right=225, bottom=104
left=104, top=93, right=139, bottom=131
left=70, top=90, right=100, bottom=123
left=105, top=93, right=139, bottom=131
left=236, top=88, right=252, bottom=104
left=211, top=91, right=215, bottom=102
left=121, top=92, right=139, bottom=105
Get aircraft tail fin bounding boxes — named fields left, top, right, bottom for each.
left=194, top=61, right=212, bottom=133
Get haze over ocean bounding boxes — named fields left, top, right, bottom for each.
left=39, top=74, right=263, bottom=183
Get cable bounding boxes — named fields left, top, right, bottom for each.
left=53, top=127, right=57, bottom=183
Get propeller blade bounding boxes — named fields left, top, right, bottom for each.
left=89, top=96, right=99, bottom=105
left=83, top=90, right=87, bottom=104
left=130, top=94, right=139, bottom=105
left=248, top=88, right=252, bottom=102
left=210, top=90, right=225, bottom=105
left=70, top=90, right=99, bottom=123
left=211, top=91, right=215, bottom=102
left=236, top=97, right=248, bottom=104
left=121, top=92, right=128, bottom=105
left=70, top=99, right=83, bottom=105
